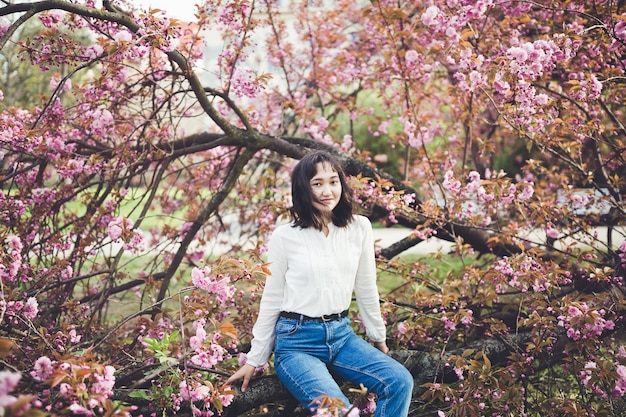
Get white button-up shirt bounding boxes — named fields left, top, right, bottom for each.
left=246, top=215, right=387, bottom=367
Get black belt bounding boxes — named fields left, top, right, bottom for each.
left=279, top=309, right=349, bottom=322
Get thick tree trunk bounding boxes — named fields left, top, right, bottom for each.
left=113, top=334, right=531, bottom=416
left=220, top=334, right=530, bottom=417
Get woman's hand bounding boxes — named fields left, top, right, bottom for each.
left=224, top=363, right=256, bottom=392
left=373, top=340, right=389, bottom=354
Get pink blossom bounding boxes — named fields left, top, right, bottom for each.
left=84, top=44, right=104, bottom=60
left=229, top=67, right=264, bottom=99
left=114, top=31, right=133, bottom=42
left=190, top=319, right=208, bottom=349
left=92, top=366, right=115, bottom=397
left=237, top=352, right=248, bottom=366
left=421, top=6, right=440, bottom=26
left=0, top=21, right=8, bottom=39
left=441, top=316, right=456, bottom=331
left=107, top=217, right=134, bottom=241
left=377, top=120, right=389, bottom=135
left=443, top=171, right=461, bottom=195
left=32, top=188, right=54, bottom=204
left=402, top=118, right=417, bottom=144
left=501, top=184, right=517, bottom=204
left=401, top=193, right=415, bottom=206
left=59, top=382, right=74, bottom=397
left=518, top=184, right=534, bottom=201
left=69, top=403, right=93, bottom=416
left=559, top=302, right=615, bottom=341
left=397, top=321, right=408, bottom=335
left=22, top=297, right=39, bottom=320
left=31, top=356, right=55, bottom=381
left=546, top=223, right=559, bottom=239
left=507, top=45, right=528, bottom=62
left=465, top=171, right=481, bottom=193
left=614, top=364, right=626, bottom=396
left=191, top=342, right=226, bottom=368
left=179, top=380, right=191, bottom=401
left=460, top=310, right=473, bottom=327
left=468, top=70, right=487, bottom=91
left=107, top=223, right=123, bottom=241
left=614, top=20, right=626, bottom=41
left=56, top=158, right=85, bottom=179
left=38, top=10, right=63, bottom=27
left=358, top=393, right=376, bottom=414
left=89, top=108, right=114, bottom=133
left=192, top=384, right=212, bottom=401
left=417, top=126, right=434, bottom=146
left=49, top=73, right=72, bottom=93
left=304, top=117, right=331, bottom=143
left=124, top=229, right=145, bottom=253
left=405, top=49, right=419, bottom=63
left=6, top=235, right=22, bottom=252
left=219, top=392, right=234, bottom=407
left=191, top=267, right=236, bottom=306
left=571, top=75, right=603, bottom=102
left=341, top=134, right=353, bottom=151
left=1, top=236, right=23, bottom=282
left=493, top=72, right=511, bottom=95
left=0, top=370, right=21, bottom=399
left=567, top=305, right=583, bottom=317
left=580, top=361, right=596, bottom=388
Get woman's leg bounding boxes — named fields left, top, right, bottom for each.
left=273, top=317, right=353, bottom=413
left=330, top=330, right=413, bottom=417
left=275, top=350, right=352, bottom=413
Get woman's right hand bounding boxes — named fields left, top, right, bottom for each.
left=224, top=363, right=256, bottom=392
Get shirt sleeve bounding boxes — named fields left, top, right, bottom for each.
left=245, top=227, right=288, bottom=367
left=353, top=216, right=387, bottom=343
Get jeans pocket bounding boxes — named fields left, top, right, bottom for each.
left=275, top=319, right=299, bottom=338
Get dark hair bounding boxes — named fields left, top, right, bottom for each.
left=290, top=150, right=353, bottom=229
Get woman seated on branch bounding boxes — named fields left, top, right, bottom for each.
left=226, top=150, right=413, bottom=416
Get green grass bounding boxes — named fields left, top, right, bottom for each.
left=375, top=250, right=487, bottom=302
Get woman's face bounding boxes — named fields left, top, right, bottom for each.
left=309, top=162, right=342, bottom=213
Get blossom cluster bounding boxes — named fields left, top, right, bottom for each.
left=178, top=379, right=234, bottom=417
left=441, top=170, right=534, bottom=227
left=1, top=297, right=39, bottom=324
left=0, top=235, right=23, bottom=283
left=191, top=266, right=236, bottom=306
left=107, top=216, right=145, bottom=253
left=580, top=359, right=626, bottom=398
left=29, top=356, right=118, bottom=416
left=189, top=318, right=230, bottom=369
left=0, top=371, right=27, bottom=416
left=492, top=255, right=549, bottom=293
left=557, top=302, right=616, bottom=341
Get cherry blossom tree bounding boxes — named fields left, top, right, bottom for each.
left=1, top=1, right=625, bottom=416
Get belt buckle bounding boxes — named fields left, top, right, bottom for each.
left=321, top=314, right=333, bottom=322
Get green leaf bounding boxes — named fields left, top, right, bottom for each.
left=128, top=390, right=153, bottom=400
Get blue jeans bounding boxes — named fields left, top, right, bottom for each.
left=273, top=316, right=413, bottom=416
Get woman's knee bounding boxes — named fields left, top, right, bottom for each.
left=391, top=365, right=414, bottom=394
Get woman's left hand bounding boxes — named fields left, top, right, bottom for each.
left=373, top=340, right=389, bottom=354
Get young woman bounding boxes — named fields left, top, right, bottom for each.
left=226, top=151, right=413, bottom=416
